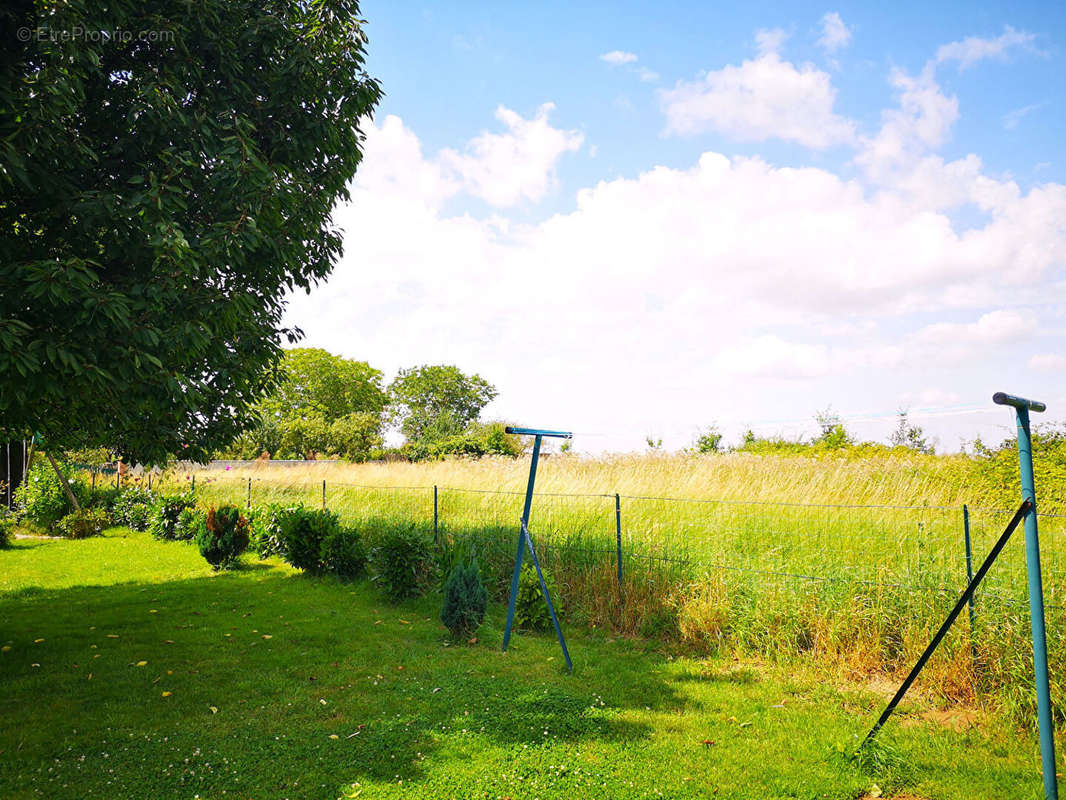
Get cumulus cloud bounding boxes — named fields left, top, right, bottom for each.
left=438, top=103, right=583, bottom=207
left=600, top=50, right=638, bottom=66
left=660, top=35, right=856, bottom=148
left=936, top=25, right=1037, bottom=70
left=817, top=12, right=852, bottom=54
left=1030, top=353, right=1066, bottom=372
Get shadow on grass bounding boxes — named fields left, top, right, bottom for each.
left=0, top=564, right=701, bottom=796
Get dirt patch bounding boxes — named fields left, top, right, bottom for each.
left=919, top=707, right=978, bottom=731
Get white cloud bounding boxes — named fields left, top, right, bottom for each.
left=660, top=44, right=856, bottom=148
left=637, top=67, right=660, bottom=83
left=439, top=103, right=583, bottom=207
left=1003, top=103, right=1044, bottom=131
left=936, top=25, right=1036, bottom=70
left=600, top=50, right=638, bottom=66
left=911, top=310, right=1036, bottom=348
left=755, top=28, right=789, bottom=56
left=817, top=12, right=852, bottom=54
left=1030, top=353, right=1066, bottom=372
left=856, top=66, right=959, bottom=180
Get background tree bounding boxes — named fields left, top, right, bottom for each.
left=389, top=365, right=497, bottom=446
left=0, top=0, right=382, bottom=464
left=693, top=425, right=723, bottom=453
left=890, top=409, right=934, bottom=454
left=225, top=348, right=387, bottom=460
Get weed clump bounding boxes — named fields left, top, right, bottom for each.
left=441, top=559, right=487, bottom=638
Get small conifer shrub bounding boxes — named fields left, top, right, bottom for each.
left=441, top=559, right=488, bottom=639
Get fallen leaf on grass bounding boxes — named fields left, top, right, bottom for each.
left=161, top=691, right=172, bottom=697
left=34, top=638, right=45, bottom=643
left=135, top=661, right=148, bottom=667
left=701, top=740, right=715, bottom=747
left=329, top=734, right=339, bottom=740
left=106, top=634, right=119, bottom=639
left=398, top=619, right=410, bottom=625
left=163, top=640, right=174, bottom=645
left=209, top=706, right=218, bottom=714
left=261, top=634, right=272, bottom=639
left=1, top=646, right=10, bottom=652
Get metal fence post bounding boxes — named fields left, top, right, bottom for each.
left=433, top=485, right=439, bottom=543
left=614, top=493, right=623, bottom=591
left=191, top=475, right=195, bottom=494
left=994, top=391, right=1057, bottom=800
left=322, top=479, right=326, bottom=510
left=91, top=469, right=96, bottom=492
left=963, top=504, right=977, bottom=662
left=247, top=477, right=252, bottom=508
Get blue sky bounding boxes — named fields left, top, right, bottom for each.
left=285, top=1, right=1066, bottom=452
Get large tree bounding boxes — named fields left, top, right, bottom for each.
left=389, top=365, right=497, bottom=445
left=0, top=0, right=382, bottom=463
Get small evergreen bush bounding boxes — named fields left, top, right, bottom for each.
left=372, top=525, right=435, bottom=601
left=148, top=493, right=196, bottom=540
left=320, top=526, right=368, bottom=578
left=111, top=486, right=154, bottom=531
left=275, top=507, right=339, bottom=571
left=55, top=508, right=110, bottom=539
left=196, top=505, right=250, bottom=570
left=513, top=563, right=560, bottom=631
left=441, top=559, right=488, bottom=638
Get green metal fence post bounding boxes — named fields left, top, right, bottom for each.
left=322, top=479, right=326, bottom=510
left=433, top=485, right=439, bottom=543
left=963, top=504, right=977, bottom=662
left=191, top=475, right=195, bottom=494
left=247, top=477, right=251, bottom=508
left=994, top=391, right=1057, bottom=800
left=614, top=493, right=623, bottom=591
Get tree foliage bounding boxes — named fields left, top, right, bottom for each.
left=389, top=365, right=497, bottom=445
left=0, top=0, right=382, bottom=463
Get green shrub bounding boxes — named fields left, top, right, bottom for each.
left=55, top=508, right=110, bottom=539
left=177, top=507, right=207, bottom=542
left=148, top=493, right=196, bottom=540
left=85, top=484, right=121, bottom=512
left=14, top=461, right=80, bottom=526
left=248, top=503, right=295, bottom=558
left=441, top=559, right=488, bottom=638
left=513, top=563, right=560, bottom=632
left=0, top=512, right=14, bottom=547
left=111, top=486, right=154, bottom=531
left=276, top=507, right=339, bottom=572
left=196, top=505, right=249, bottom=570
left=372, top=525, right=435, bottom=601
left=320, top=526, right=368, bottom=578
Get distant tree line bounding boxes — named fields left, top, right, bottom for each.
left=214, top=349, right=525, bottom=462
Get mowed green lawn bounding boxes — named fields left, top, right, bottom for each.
left=0, top=530, right=1047, bottom=799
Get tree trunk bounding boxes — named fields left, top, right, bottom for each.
left=45, top=451, right=81, bottom=512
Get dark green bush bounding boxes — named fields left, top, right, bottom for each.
left=85, top=484, right=121, bottom=512
left=513, top=563, right=560, bottom=631
left=196, top=505, right=250, bottom=570
left=320, top=526, right=368, bottom=578
left=276, top=507, right=339, bottom=572
left=148, top=493, right=196, bottom=540
left=55, top=508, right=110, bottom=539
left=372, top=525, right=435, bottom=601
left=248, top=503, right=296, bottom=558
left=111, top=486, right=154, bottom=531
left=441, top=559, right=488, bottom=638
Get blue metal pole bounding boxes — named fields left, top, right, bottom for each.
left=523, top=520, right=572, bottom=671
left=502, top=434, right=541, bottom=652
left=1015, top=404, right=1058, bottom=800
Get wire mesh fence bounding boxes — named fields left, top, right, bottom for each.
left=149, top=471, right=1066, bottom=610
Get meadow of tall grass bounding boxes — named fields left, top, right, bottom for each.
left=157, top=450, right=1066, bottom=725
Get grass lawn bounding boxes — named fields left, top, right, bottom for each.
left=0, top=530, right=1048, bottom=800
